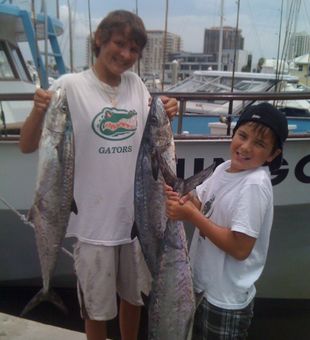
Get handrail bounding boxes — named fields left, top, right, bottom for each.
left=0, top=93, right=35, bottom=101
left=1, top=91, right=310, bottom=102
left=151, top=91, right=310, bottom=101
left=151, top=91, right=310, bottom=134
left=1, top=90, right=310, bottom=137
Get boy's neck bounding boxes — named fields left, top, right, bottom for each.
left=92, top=64, right=121, bottom=87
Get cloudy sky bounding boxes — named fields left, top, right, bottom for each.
left=27, top=0, right=310, bottom=69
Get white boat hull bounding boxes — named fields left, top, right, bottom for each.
left=1, top=137, right=310, bottom=298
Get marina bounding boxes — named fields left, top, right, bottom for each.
left=1, top=0, right=310, bottom=338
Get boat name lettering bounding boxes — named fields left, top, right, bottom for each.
left=178, top=155, right=310, bottom=186
left=295, top=155, right=310, bottom=184
left=274, top=155, right=310, bottom=185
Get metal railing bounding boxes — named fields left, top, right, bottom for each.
left=151, top=91, right=310, bottom=134
left=1, top=90, right=310, bottom=138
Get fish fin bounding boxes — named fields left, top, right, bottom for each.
left=195, top=291, right=204, bottom=308
left=27, top=204, right=38, bottom=223
left=71, top=198, right=78, bottom=215
left=185, top=292, right=205, bottom=340
left=141, top=291, right=150, bottom=308
left=182, top=162, right=216, bottom=195
left=20, top=288, right=68, bottom=316
left=131, top=221, right=138, bottom=239
left=156, top=150, right=178, bottom=187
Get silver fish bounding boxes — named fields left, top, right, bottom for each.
left=134, top=97, right=215, bottom=340
left=21, top=87, right=76, bottom=316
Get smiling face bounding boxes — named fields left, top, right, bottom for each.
left=229, top=122, right=281, bottom=173
left=94, top=27, right=141, bottom=86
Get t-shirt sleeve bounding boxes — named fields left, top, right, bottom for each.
left=230, top=183, right=271, bottom=238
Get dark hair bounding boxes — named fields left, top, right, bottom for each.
left=92, top=10, right=147, bottom=58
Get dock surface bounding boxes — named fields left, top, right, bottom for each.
left=0, top=312, right=85, bottom=340
left=1, top=286, right=310, bottom=339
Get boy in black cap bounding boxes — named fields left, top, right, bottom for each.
left=165, top=102, right=288, bottom=339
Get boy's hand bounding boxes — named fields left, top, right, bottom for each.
left=166, top=197, right=196, bottom=221
left=160, top=96, right=178, bottom=120
left=164, top=184, right=179, bottom=201
left=33, top=88, right=53, bottom=116
left=164, top=184, right=193, bottom=206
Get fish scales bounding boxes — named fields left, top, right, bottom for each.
left=134, top=97, right=195, bottom=340
left=134, top=97, right=176, bottom=276
left=21, top=88, right=75, bottom=316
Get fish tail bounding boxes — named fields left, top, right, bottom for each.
left=20, top=288, right=68, bottom=316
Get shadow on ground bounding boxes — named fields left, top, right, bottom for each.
left=1, top=286, right=310, bottom=340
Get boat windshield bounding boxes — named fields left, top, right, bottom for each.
left=0, top=40, right=31, bottom=82
left=0, top=43, right=15, bottom=80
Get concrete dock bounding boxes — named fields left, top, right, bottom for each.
left=0, top=312, right=86, bottom=340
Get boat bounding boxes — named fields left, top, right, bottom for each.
left=0, top=0, right=66, bottom=129
left=167, top=70, right=310, bottom=137
left=1, top=2, right=310, bottom=302
left=0, top=1, right=75, bottom=288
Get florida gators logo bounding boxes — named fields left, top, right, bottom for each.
left=92, top=107, right=138, bottom=140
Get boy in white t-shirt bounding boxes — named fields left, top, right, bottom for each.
left=165, top=102, right=288, bottom=339
left=20, top=10, right=178, bottom=340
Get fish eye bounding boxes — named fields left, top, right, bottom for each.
left=60, top=103, right=68, bottom=112
left=151, top=116, right=158, bottom=124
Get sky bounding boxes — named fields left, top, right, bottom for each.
left=18, top=0, right=310, bottom=69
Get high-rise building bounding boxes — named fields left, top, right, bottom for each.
left=288, top=32, right=310, bottom=60
left=203, top=26, right=246, bottom=72
left=203, top=26, right=244, bottom=54
left=140, top=30, right=182, bottom=79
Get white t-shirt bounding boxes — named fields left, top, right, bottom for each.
left=190, top=160, right=274, bottom=309
left=51, top=69, right=150, bottom=245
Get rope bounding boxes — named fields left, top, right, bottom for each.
left=0, top=194, right=73, bottom=259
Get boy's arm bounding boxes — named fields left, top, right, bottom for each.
left=187, top=209, right=256, bottom=260
left=166, top=199, right=256, bottom=261
left=19, top=89, right=52, bottom=153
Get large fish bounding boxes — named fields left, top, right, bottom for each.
left=134, top=97, right=215, bottom=340
left=21, top=88, right=76, bottom=316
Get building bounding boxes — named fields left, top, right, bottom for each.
left=203, top=26, right=246, bottom=71
left=288, top=32, right=310, bottom=60
left=140, top=30, right=182, bottom=81
left=164, top=52, right=217, bottom=84
left=203, top=26, right=244, bottom=54
left=289, top=54, right=310, bottom=86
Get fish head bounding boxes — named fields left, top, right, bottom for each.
left=43, top=87, right=69, bottom=133
left=148, top=96, right=173, bottom=151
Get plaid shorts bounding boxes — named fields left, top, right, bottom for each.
left=192, top=297, right=254, bottom=340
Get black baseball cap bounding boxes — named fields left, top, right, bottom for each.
left=233, top=102, right=288, bottom=171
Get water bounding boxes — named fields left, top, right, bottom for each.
left=1, top=286, right=310, bottom=340
left=171, top=115, right=310, bottom=135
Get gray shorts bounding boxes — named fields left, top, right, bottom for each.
left=73, top=239, right=151, bottom=321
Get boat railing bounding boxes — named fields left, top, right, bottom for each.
left=1, top=91, right=310, bottom=140
left=151, top=91, right=310, bottom=135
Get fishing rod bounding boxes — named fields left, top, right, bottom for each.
left=0, top=194, right=73, bottom=259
